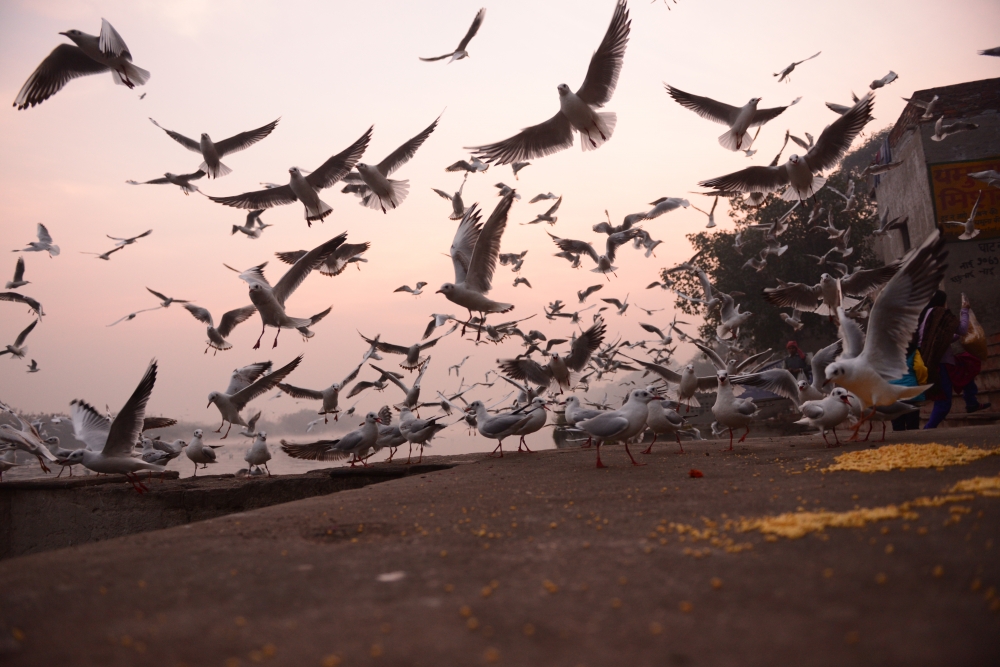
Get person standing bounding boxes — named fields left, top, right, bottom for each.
left=783, top=341, right=810, bottom=380
left=918, top=291, right=990, bottom=429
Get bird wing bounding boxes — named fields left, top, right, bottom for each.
left=664, top=85, right=741, bottom=126
left=575, top=0, right=631, bottom=106
left=183, top=304, right=214, bottom=327
left=546, top=196, right=563, bottom=216
left=578, top=413, right=629, bottom=439
left=230, top=355, right=303, bottom=411
left=369, top=364, right=410, bottom=393
left=217, top=305, right=257, bottom=338
left=273, top=233, right=347, bottom=305
left=321, top=243, right=370, bottom=276
left=467, top=112, right=574, bottom=165
left=565, top=320, right=607, bottom=371
left=103, top=361, right=157, bottom=458
left=69, top=399, right=111, bottom=451
left=419, top=53, right=454, bottom=62
left=226, top=361, right=274, bottom=395
left=209, top=184, right=298, bottom=211
left=14, top=44, right=109, bottom=110
left=804, top=94, right=875, bottom=173
left=13, top=257, right=25, bottom=283
left=146, top=288, right=170, bottom=303
left=734, top=348, right=774, bottom=373
left=274, top=250, right=307, bottom=266
left=306, top=127, right=373, bottom=190
left=733, top=369, right=801, bottom=407
left=98, top=19, right=131, bottom=58
left=621, top=355, right=682, bottom=383
left=0, top=292, right=44, bottom=318
left=639, top=323, right=664, bottom=337
left=762, top=282, right=822, bottom=310
left=601, top=298, right=623, bottom=309
left=698, top=165, right=789, bottom=194
left=465, top=191, right=515, bottom=294
left=859, top=231, right=948, bottom=380
left=450, top=204, right=483, bottom=285
left=280, top=439, right=347, bottom=461
left=498, top=358, right=553, bottom=386
left=840, top=262, right=901, bottom=297
left=359, top=333, right=410, bottom=356
left=432, top=188, right=453, bottom=200
left=377, top=116, right=440, bottom=177
left=37, top=224, right=53, bottom=245
left=275, top=382, right=324, bottom=400
left=456, top=7, right=486, bottom=51
left=750, top=99, right=800, bottom=127
left=340, top=359, right=367, bottom=387
left=14, top=319, right=38, bottom=347
left=810, top=339, right=843, bottom=391
left=548, top=233, right=599, bottom=263
left=214, top=118, right=281, bottom=157
left=692, top=341, right=726, bottom=370
left=149, top=118, right=201, bottom=152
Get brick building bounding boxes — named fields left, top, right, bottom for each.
left=870, top=77, right=1000, bottom=422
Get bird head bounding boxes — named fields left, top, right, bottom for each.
left=749, top=97, right=762, bottom=106
left=59, top=29, right=84, bottom=42
left=201, top=133, right=211, bottom=142
left=830, top=387, right=851, bottom=404
left=258, top=432, right=267, bottom=441
left=824, top=363, right=845, bottom=385
left=65, top=450, right=85, bottom=464
left=45, top=436, right=60, bottom=446
left=288, top=167, right=301, bottom=176
left=717, top=370, right=729, bottom=386
left=436, top=283, right=454, bottom=295
left=788, top=154, right=801, bottom=165
left=796, top=379, right=810, bottom=393
left=557, top=84, right=571, bottom=96
left=206, top=393, right=219, bottom=408
left=631, top=389, right=656, bottom=404
left=193, top=429, right=203, bottom=438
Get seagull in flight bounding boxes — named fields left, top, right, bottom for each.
left=127, top=170, right=205, bottom=195
left=149, top=117, right=279, bottom=179
left=182, top=304, right=257, bottom=354
left=6, top=257, right=29, bottom=289
left=467, top=0, right=631, bottom=164
left=209, top=127, right=371, bottom=226
left=275, top=242, right=371, bottom=278
left=107, top=229, right=152, bottom=247
left=13, top=18, right=150, bottom=110
left=343, top=117, right=440, bottom=213
left=146, top=288, right=189, bottom=308
left=81, top=246, right=125, bottom=261
left=420, top=8, right=486, bottom=62
left=665, top=85, right=800, bottom=151
left=16, top=224, right=60, bottom=257
left=547, top=228, right=641, bottom=278
left=773, top=51, right=821, bottom=83
left=699, top=94, right=874, bottom=201
left=107, top=308, right=160, bottom=327
left=1, top=320, right=38, bottom=359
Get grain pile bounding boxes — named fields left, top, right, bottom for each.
left=823, top=443, right=998, bottom=473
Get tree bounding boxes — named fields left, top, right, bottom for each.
left=665, top=129, right=890, bottom=355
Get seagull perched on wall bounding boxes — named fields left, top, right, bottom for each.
left=419, top=8, right=485, bottom=62
left=699, top=94, right=874, bottom=201
left=14, top=18, right=150, bottom=110
left=467, top=0, right=630, bottom=164
left=665, top=85, right=800, bottom=151
left=209, top=127, right=371, bottom=225
left=149, top=117, right=279, bottom=179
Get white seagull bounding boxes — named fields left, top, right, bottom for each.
left=575, top=388, right=659, bottom=468
left=699, top=94, right=874, bottom=201
left=467, top=0, right=630, bottom=164
left=420, top=8, right=486, bottom=63
left=16, top=224, right=60, bottom=257
left=244, top=432, right=272, bottom=476
left=207, top=355, right=303, bottom=438
left=773, top=51, right=821, bottom=83
left=665, top=85, right=800, bottom=151
left=127, top=170, right=205, bottom=195
left=149, top=117, right=280, bottom=179
left=944, top=191, right=983, bottom=240
left=276, top=358, right=367, bottom=423
left=6, top=257, right=29, bottom=289
left=14, top=18, right=150, bottom=110
left=281, top=412, right=382, bottom=467
left=1, top=320, right=38, bottom=359
left=209, top=127, right=371, bottom=225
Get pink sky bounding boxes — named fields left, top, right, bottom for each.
left=1, top=0, right=998, bottom=433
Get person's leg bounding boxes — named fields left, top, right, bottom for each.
left=961, top=380, right=979, bottom=410
left=924, top=364, right=953, bottom=429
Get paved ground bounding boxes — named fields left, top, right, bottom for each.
left=2, top=426, right=999, bottom=666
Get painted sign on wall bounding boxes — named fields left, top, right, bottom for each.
left=927, top=157, right=1000, bottom=241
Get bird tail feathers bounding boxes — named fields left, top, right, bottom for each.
left=201, top=161, right=232, bottom=179
left=305, top=199, right=333, bottom=223
left=112, top=63, right=151, bottom=88
left=718, top=128, right=754, bottom=152
left=581, top=112, right=616, bottom=152
left=781, top=175, right=827, bottom=201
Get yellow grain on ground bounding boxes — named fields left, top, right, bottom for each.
left=948, top=475, right=1000, bottom=497
left=738, top=505, right=919, bottom=539
left=824, top=444, right=998, bottom=473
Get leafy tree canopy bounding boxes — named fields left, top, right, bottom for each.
left=665, top=129, right=890, bottom=356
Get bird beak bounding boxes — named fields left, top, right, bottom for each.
left=376, top=418, right=383, bottom=424
left=207, top=401, right=212, bottom=408
left=435, top=289, right=444, bottom=294
left=58, top=31, right=69, bottom=36
left=822, top=378, right=832, bottom=386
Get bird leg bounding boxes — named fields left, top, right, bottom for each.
left=676, top=432, right=685, bottom=454
left=418, top=445, right=424, bottom=464
left=863, top=421, right=873, bottom=442
left=642, top=434, right=657, bottom=455
left=387, top=447, right=396, bottom=463
left=624, top=442, right=646, bottom=467
left=253, top=321, right=266, bottom=350
left=580, top=435, right=593, bottom=449
left=738, top=427, right=750, bottom=443
left=847, top=408, right=876, bottom=441
left=265, top=462, right=272, bottom=478
left=36, top=456, right=51, bottom=473
left=833, top=427, right=841, bottom=446
left=822, top=430, right=831, bottom=447
left=595, top=442, right=606, bottom=469
left=56, top=465, right=65, bottom=479
left=272, top=327, right=281, bottom=349
left=324, top=414, right=328, bottom=424
left=879, top=422, right=887, bottom=442
left=727, top=428, right=734, bottom=451
left=489, top=439, right=504, bottom=458
left=221, top=422, right=232, bottom=439
left=214, top=418, right=225, bottom=433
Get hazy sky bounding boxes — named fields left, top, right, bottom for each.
left=1, top=0, right=998, bottom=431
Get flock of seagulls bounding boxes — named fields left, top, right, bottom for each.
left=3, top=2, right=999, bottom=486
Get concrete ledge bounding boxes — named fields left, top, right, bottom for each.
left=0, top=463, right=453, bottom=560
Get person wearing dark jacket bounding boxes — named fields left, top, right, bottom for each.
left=918, top=291, right=990, bottom=428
